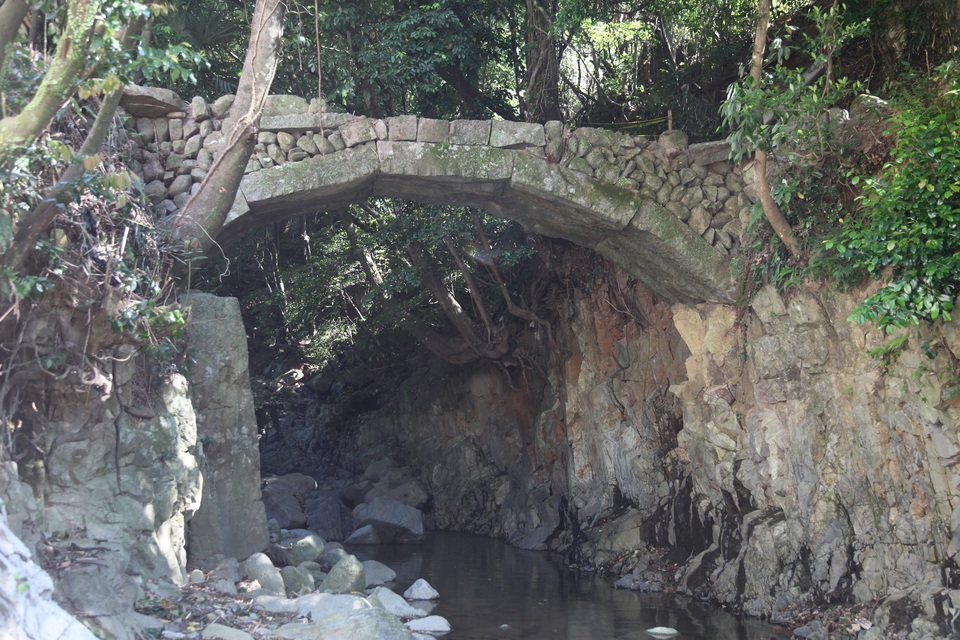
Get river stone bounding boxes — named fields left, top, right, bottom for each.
left=262, top=488, right=306, bottom=530
left=368, top=586, right=426, bottom=619
left=405, top=615, right=451, bottom=634
left=354, top=498, right=424, bottom=543
left=240, top=553, right=284, bottom=596
left=403, top=578, right=439, bottom=601
left=276, top=608, right=413, bottom=640
left=298, top=560, right=326, bottom=584
left=297, top=135, right=320, bottom=155
left=362, top=560, right=396, bottom=587
left=269, top=532, right=324, bottom=567
left=305, top=490, right=353, bottom=541
left=317, top=545, right=348, bottom=571
left=295, top=592, right=370, bottom=620
left=200, top=623, right=253, bottom=640
left=345, top=524, right=381, bottom=545
left=252, top=595, right=298, bottom=614
left=366, top=479, right=430, bottom=510
left=280, top=565, right=315, bottom=596
left=320, top=554, right=365, bottom=593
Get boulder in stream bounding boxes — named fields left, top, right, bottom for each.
left=362, top=560, right=397, bottom=587
left=345, top=524, right=381, bottom=545
left=403, top=578, right=439, bottom=601
left=320, top=554, right=365, bottom=593
left=368, top=586, right=427, bottom=619
left=353, top=498, right=424, bottom=543
left=405, top=615, right=451, bottom=635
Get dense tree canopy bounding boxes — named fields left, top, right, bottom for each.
left=1, top=0, right=959, bottom=377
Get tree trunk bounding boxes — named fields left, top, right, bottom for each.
left=0, top=0, right=29, bottom=78
left=168, top=0, right=286, bottom=255
left=750, top=0, right=801, bottom=259
left=0, top=0, right=103, bottom=172
left=405, top=241, right=509, bottom=363
left=524, top=0, right=562, bottom=123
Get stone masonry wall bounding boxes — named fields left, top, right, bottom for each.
left=118, top=86, right=756, bottom=259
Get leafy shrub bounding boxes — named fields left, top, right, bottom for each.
left=825, top=60, right=960, bottom=330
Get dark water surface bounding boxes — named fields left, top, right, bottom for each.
left=351, top=532, right=787, bottom=640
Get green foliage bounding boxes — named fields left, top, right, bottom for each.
left=721, top=3, right=868, bottom=162
left=153, top=0, right=245, bottom=96
left=825, top=60, right=960, bottom=330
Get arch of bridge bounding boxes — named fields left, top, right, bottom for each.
left=122, top=89, right=756, bottom=303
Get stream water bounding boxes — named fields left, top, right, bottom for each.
left=351, top=532, right=788, bottom=640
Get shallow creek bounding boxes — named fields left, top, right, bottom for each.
left=351, top=532, right=787, bottom=640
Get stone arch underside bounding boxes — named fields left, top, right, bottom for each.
left=221, top=141, right=736, bottom=304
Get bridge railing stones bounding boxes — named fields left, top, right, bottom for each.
left=118, top=86, right=757, bottom=258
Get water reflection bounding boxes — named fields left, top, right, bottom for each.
left=350, top=532, right=787, bottom=640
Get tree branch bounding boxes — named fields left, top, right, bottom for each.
left=750, top=0, right=800, bottom=259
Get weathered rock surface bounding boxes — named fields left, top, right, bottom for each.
left=276, top=608, right=414, bottom=640
left=362, top=559, right=397, bottom=587
left=320, top=554, right=365, bottom=593
left=0, top=512, right=97, bottom=640
left=240, top=553, right=285, bottom=596
left=354, top=498, right=425, bottom=543
left=368, top=586, right=426, bottom=619
left=182, top=293, right=269, bottom=564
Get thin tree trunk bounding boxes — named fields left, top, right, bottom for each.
left=0, top=0, right=103, bottom=172
left=169, top=0, right=286, bottom=255
left=338, top=208, right=382, bottom=287
left=750, top=0, right=800, bottom=258
left=442, top=236, right=496, bottom=342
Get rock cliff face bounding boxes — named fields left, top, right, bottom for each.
left=0, top=293, right=268, bottom=638
left=353, top=256, right=960, bottom=624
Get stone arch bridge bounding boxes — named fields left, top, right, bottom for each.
left=121, top=87, right=758, bottom=303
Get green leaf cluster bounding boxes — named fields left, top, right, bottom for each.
left=826, top=60, right=960, bottom=330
